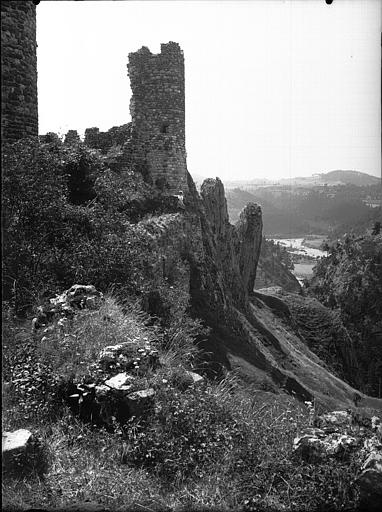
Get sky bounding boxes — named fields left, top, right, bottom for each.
left=36, top=0, right=381, bottom=181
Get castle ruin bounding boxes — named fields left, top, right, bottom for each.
left=126, top=42, right=188, bottom=194
left=1, top=0, right=187, bottom=195
left=1, top=0, right=38, bottom=143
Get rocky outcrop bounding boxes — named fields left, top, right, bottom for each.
left=32, top=284, right=104, bottom=332
left=236, top=203, right=263, bottom=294
left=293, top=410, right=382, bottom=510
left=182, top=174, right=382, bottom=413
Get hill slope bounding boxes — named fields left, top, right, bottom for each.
left=320, top=170, right=380, bottom=186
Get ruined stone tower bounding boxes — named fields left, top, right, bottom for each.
left=1, top=0, right=38, bottom=143
left=127, top=42, right=188, bottom=193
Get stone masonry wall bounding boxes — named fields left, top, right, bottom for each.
left=1, top=1, right=38, bottom=143
left=127, top=42, right=188, bottom=194
left=83, top=124, right=131, bottom=154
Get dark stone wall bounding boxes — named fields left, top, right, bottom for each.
left=127, top=42, right=188, bottom=194
left=1, top=0, right=38, bottom=143
left=83, top=124, right=131, bottom=154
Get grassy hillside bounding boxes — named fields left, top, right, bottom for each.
left=3, top=138, right=382, bottom=511
left=3, top=296, right=364, bottom=512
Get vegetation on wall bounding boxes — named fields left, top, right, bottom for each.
left=2, top=137, right=180, bottom=315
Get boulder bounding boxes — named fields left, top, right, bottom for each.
left=51, top=284, right=103, bottom=310
left=2, top=429, right=46, bottom=477
left=357, top=452, right=382, bottom=511
left=126, top=388, right=155, bottom=418
left=316, top=410, right=352, bottom=428
left=32, top=284, right=103, bottom=332
left=293, top=429, right=358, bottom=462
left=104, top=373, right=135, bottom=392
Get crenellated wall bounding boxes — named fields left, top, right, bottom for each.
left=1, top=0, right=38, bottom=143
left=127, top=42, right=188, bottom=194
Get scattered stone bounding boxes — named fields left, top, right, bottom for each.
left=2, top=429, right=46, bottom=477
left=32, top=284, right=104, bottom=332
left=126, top=388, right=155, bottom=418
left=98, top=342, right=160, bottom=373
left=50, top=284, right=103, bottom=310
left=104, top=373, right=135, bottom=392
left=293, top=429, right=358, bottom=462
left=316, top=410, right=352, bottom=428
left=185, top=370, right=204, bottom=386
left=371, top=416, right=381, bottom=430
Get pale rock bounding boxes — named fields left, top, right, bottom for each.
left=104, top=373, right=135, bottom=392
left=293, top=430, right=358, bottom=461
left=50, top=284, right=103, bottom=310
left=2, top=429, right=46, bottom=476
left=371, top=416, right=381, bottom=430
left=185, top=370, right=204, bottom=386
left=317, top=410, right=352, bottom=428
left=363, top=436, right=382, bottom=453
left=362, top=452, right=382, bottom=472
left=2, top=429, right=32, bottom=454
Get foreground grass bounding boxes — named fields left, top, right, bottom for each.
left=2, top=297, right=362, bottom=512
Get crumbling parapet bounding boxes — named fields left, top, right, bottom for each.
left=127, top=42, right=188, bottom=194
left=83, top=124, right=131, bottom=154
left=1, top=0, right=38, bottom=143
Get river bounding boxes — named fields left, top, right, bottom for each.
left=270, top=237, right=328, bottom=284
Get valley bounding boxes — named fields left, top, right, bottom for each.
left=270, top=236, right=327, bottom=283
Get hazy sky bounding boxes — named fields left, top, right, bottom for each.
left=37, top=0, right=381, bottom=181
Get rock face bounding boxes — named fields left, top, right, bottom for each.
left=236, top=203, right=263, bottom=294
left=1, top=0, right=38, bottom=143
left=180, top=174, right=382, bottom=412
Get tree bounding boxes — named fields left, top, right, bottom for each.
left=309, top=232, right=382, bottom=396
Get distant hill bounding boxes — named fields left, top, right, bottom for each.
left=222, top=170, right=380, bottom=190
left=319, top=170, right=380, bottom=187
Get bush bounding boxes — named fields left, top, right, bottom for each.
left=2, top=138, right=166, bottom=314
left=309, top=232, right=382, bottom=396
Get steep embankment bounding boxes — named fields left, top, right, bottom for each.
left=179, top=174, right=382, bottom=413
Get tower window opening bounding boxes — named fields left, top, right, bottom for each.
left=161, top=123, right=169, bottom=134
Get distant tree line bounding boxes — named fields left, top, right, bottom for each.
left=226, top=186, right=381, bottom=238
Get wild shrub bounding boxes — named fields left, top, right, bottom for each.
left=2, top=138, right=165, bottom=314
left=309, top=231, right=382, bottom=396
